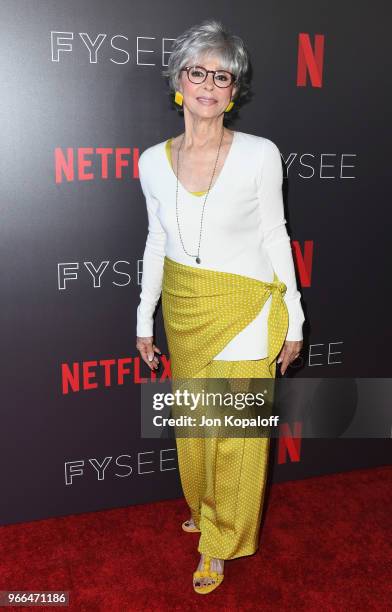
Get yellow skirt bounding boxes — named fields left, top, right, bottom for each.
left=161, top=256, right=289, bottom=560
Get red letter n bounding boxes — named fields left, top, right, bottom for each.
left=55, top=148, right=74, bottom=183
left=297, top=33, right=325, bottom=88
left=277, top=422, right=303, bottom=464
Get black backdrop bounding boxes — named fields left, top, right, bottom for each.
left=1, top=1, right=390, bottom=525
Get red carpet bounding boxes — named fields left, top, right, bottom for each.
left=0, top=465, right=390, bottom=611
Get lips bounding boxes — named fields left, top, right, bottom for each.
left=197, top=97, right=217, bottom=104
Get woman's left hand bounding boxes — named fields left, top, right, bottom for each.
left=277, top=340, right=303, bottom=375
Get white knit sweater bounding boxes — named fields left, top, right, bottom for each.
left=136, top=130, right=305, bottom=360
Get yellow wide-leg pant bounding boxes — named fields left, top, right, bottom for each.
left=161, top=255, right=288, bottom=561
left=174, top=357, right=276, bottom=561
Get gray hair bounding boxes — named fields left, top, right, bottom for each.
left=162, top=19, right=251, bottom=113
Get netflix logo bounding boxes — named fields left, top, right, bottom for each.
left=61, top=354, right=172, bottom=394
left=297, top=32, right=325, bottom=88
left=277, top=422, right=303, bottom=463
left=55, top=147, right=140, bottom=183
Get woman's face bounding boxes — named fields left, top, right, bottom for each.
left=178, top=54, right=238, bottom=119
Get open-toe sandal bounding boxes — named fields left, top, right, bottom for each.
left=193, top=554, right=224, bottom=595
left=182, top=519, right=201, bottom=533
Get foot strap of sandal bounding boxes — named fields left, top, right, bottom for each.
left=194, top=555, right=220, bottom=580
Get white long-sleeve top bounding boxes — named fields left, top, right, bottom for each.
left=136, top=130, right=305, bottom=360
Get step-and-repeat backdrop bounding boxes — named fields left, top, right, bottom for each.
left=1, top=1, right=390, bottom=525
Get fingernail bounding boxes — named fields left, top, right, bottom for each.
left=148, top=354, right=153, bottom=361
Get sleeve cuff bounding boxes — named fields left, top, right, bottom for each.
left=284, top=299, right=305, bottom=341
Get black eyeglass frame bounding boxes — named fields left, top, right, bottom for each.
left=180, top=65, right=237, bottom=88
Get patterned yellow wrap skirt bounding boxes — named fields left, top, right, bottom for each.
left=161, top=255, right=289, bottom=560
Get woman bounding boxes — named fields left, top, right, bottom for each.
left=136, top=19, right=305, bottom=594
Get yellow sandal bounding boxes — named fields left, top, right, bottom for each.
left=193, top=554, right=224, bottom=595
left=182, top=519, right=201, bottom=533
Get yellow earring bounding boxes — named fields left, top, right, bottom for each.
left=224, top=100, right=234, bottom=113
left=174, top=91, right=184, bottom=106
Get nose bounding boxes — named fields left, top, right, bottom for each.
left=203, top=72, right=215, bottom=89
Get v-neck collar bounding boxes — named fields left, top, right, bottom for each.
left=165, top=130, right=238, bottom=196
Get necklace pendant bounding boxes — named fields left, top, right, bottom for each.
left=196, top=257, right=201, bottom=264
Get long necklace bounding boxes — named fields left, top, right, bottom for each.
left=175, top=127, right=225, bottom=264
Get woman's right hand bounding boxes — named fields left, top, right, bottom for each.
left=136, top=336, right=162, bottom=370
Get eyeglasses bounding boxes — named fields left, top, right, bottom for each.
left=180, top=65, right=236, bottom=88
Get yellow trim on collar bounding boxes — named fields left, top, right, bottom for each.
left=165, top=138, right=207, bottom=197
